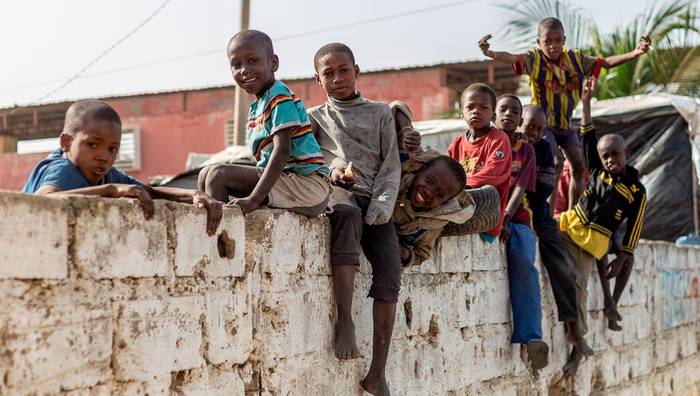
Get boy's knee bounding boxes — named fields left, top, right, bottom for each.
left=330, top=204, right=363, bottom=228
left=197, top=165, right=214, bottom=190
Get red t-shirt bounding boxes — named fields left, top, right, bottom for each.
left=448, top=128, right=512, bottom=237
left=509, top=140, right=537, bottom=226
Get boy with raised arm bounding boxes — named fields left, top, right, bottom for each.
left=479, top=17, right=651, bottom=211
left=558, top=77, right=647, bottom=376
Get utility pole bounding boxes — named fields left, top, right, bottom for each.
left=232, top=0, right=250, bottom=146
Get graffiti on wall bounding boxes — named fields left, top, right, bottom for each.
left=658, top=269, right=699, bottom=329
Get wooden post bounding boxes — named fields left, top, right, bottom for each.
left=232, top=0, right=251, bottom=146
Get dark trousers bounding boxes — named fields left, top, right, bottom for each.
left=534, top=216, right=579, bottom=322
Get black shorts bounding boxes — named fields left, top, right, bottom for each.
left=328, top=192, right=401, bottom=303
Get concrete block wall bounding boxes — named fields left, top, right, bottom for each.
left=0, top=191, right=698, bottom=395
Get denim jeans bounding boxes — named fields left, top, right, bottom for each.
left=506, top=222, right=543, bottom=344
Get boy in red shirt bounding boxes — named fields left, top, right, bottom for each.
left=495, top=94, right=548, bottom=370
left=448, top=83, right=511, bottom=243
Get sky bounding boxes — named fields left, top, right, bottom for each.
left=0, top=0, right=658, bottom=108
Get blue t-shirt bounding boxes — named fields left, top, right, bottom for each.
left=247, top=80, right=328, bottom=175
left=22, top=149, right=141, bottom=193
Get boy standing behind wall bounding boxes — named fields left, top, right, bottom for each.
left=479, top=17, right=651, bottom=211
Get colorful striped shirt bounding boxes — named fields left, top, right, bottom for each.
left=513, top=48, right=604, bottom=130
left=247, top=80, right=328, bottom=175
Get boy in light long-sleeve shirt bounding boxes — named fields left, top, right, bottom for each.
left=308, top=42, right=401, bottom=396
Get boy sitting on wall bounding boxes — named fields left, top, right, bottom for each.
left=199, top=30, right=331, bottom=217
left=559, top=77, right=647, bottom=376
left=23, top=100, right=222, bottom=235
left=308, top=42, right=401, bottom=396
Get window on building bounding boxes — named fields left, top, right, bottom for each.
left=113, top=128, right=141, bottom=171
left=225, top=118, right=235, bottom=147
left=16, top=129, right=141, bottom=172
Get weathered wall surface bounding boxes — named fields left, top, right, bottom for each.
left=0, top=191, right=699, bottom=395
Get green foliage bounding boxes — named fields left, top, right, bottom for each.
left=497, top=0, right=700, bottom=98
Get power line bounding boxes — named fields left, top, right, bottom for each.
left=28, top=0, right=173, bottom=104
left=4, top=0, right=476, bottom=98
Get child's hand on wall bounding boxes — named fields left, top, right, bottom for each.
left=228, top=196, right=260, bottom=215
left=113, top=184, right=155, bottom=220
left=193, top=191, right=223, bottom=236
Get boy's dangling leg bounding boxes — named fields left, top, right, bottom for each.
left=329, top=202, right=364, bottom=360
left=332, top=265, right=361, bottom=359
left=360, top=220, right=401, bottom=396
left=506, top=222, right=548, bottom=370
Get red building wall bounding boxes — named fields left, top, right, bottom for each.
left=0, top=67, right=453, bottom=191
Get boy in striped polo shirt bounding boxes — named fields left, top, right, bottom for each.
left=478, top=17, right=651, bottom=213
left=199, top=30, right=330, bottom=216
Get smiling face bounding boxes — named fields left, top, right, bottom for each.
left=597, top=135, right=627, bottom=175
left=495, top=96, right=522, bottom=134
left=538, top=28, right=566, bottom=59
left=461, top=91, right=494, bottom=132
left=314, top=52, right=359, bottom=101
left=60, top=119, right=122, bottom=184
left=521, top=108, right=547, bottom=144
left=228, top=39, right=278, bottom=97
left=409, top=160, right=464, bottom=209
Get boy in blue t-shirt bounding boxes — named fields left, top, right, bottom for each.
left=198, top=30, right=330, bottom=216
left=23, top=99, right=223, bottom=236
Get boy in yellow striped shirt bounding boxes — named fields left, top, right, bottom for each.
left=478, top=17, right=651, bottom=213
left=558, top=77, right=647, bottom=376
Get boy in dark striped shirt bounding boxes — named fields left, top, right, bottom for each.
left=478, top=17, right=651, bottom=215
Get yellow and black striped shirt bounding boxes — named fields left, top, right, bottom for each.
left=572, top=124, right=647, bottom=254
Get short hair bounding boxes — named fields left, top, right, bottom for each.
left=598, top=133, right=626, bottom=150
left=538, top=17, right=565, bottom=36
left=227, top=29, right=274, bottom=57
left=496, top=94, right=523, bottom=115
left=63, top=100, right=121, bottom=135
left=426, top=155, right=467, bottom=192
left=461, top=83, right=497, bottom=110
left=313, top=42, right=355, bottom=70
left=523, top=104, right=545, bottom=118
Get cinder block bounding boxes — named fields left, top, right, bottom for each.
left=204, top=290, right=253, bottom=365
left=173, top=204, right=245, bottom=277
left=0, top=192, right=68, bottom=279
left=172, top=366, right=245, bottom=396
left=436, top=235, right=472, bottom=273
left=73, top=197, right=171, bottom=279
left=0, top=303, right=112, bottom=393
left=246, top=210, right=330, bottom=275
left=113, top=297, right=203, bottom=381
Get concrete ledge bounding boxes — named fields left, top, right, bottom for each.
left=0, top=192, right=698, bottom=395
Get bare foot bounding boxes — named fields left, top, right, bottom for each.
left=360, top=373, right=390, bottom=396
left=334, top=319, right=360, bottom=360
left=608, top=319, right=623, bottom=331
left=563, top=347, right=583, bottom=378
left=604, top=305, right=623, bottom=322
left=565, top=321, right=593, bottom=357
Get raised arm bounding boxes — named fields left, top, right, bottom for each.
left=601, top=35, right=651, bottom=68
left=580, top=77, right=602, bottom=171
left=479, top=34, right=519, bottom=64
